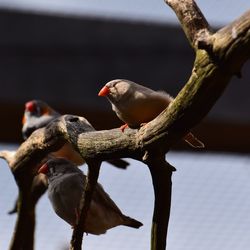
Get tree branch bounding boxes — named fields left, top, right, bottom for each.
left=213, top=10, right=250, bottom=74
left=165, top=0, right=213, bottom=50
left=0, top=150, right=16, bottom=166
left=70, top=161, right=101, bottom=250
left=143, top=153, right=174, bottom=250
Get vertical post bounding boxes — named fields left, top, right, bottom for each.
left=147, top=157, right=174, bottom=250
left=9, top=176, right=35, bottom=250
left=70, top=161, right=101, bottom=250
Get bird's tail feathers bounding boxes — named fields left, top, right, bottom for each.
left=184, top=132, right=205, bottom=148
left=123, top=216, right=143, bottom=229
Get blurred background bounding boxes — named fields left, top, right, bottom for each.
left=0, top=0, right=250, bottom=249
left=0, top=0, right=249, bottom=151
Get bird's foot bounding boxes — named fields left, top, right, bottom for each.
left=120, top=123, right=129, bottom=132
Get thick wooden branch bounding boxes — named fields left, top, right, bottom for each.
left=9, top=115, right=94, bottom=176
left=213, top=10, right=250, bottom=73
left=0, top=150, right=16, bottom=166
left=165, top=0, right=213, bottom=50
left=8, top=174, right=47, bottom=215
left=9, top=177, right=35, bottom=250
left=72, top=8, right=250, bottom=160
left=144, top=155, right=174, bottom=250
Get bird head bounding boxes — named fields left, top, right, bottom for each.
left=22, top=100, right=55, bottom=124
left=38, top=158, right=81, bottom=180
left=98, top=79, right=133, bottom=103
left=22, top=100, right=56, bottom=125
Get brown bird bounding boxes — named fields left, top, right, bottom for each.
left=38, top=158, right=143, bottom=235
left=98, top=79, right=204, bottom=148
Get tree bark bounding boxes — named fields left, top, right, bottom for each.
left=70, top=162, right=101, bottom=250
left=9, top=176, right=35, bottom=250
left=144, top=153, right=175, bottom=250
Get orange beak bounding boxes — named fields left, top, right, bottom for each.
left=22, top=115, right=26, bottom=125
left=98, top=86, right=110, bottom=96
left=38, top=163, right=49, bottom=174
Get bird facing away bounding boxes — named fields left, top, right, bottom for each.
left=98, top=79, right=204, bottom=148
left=38, top=158, right=143, bottom=235
left=21, top=99, right=129, bottom=168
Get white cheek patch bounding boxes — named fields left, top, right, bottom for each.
left=49, top=166, right=55, bottom=175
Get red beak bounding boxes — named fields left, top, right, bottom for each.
left=98, top=86, right=110, bottom=96
left=38, top=163, right=49, bottom=174
left=25, top=101, right=35, bottom=112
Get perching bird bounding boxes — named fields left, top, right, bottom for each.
left=21, top=99, right=129, bottom=168
left=22, top=100, right=60, bottom=140
left=38, top=158, right=143, bottom=235
left=98, top=79, right=204, bottom=148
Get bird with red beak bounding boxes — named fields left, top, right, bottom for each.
left=98, top=79, right=204, bottom=148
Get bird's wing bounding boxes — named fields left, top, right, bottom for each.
left=48, top=173, right=84, bottom=225
left=92, top=182, right=123, bottom=216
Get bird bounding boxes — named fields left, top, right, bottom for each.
left=38, top=158, right=143, bottom=235
left=98, top=79, right=204, bottom=148
left=21, top=99, right=129, bottom=168
left=7, top=100, right=129, bottom=216
left=22, top=100, right=60, bottom=140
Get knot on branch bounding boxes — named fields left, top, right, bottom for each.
left=196, top=29, right=214, bottom=53
left=61, top=114, right=96, bottom=151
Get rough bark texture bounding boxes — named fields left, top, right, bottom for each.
left=0, top=1, right=249, bottom=249
left=145, top=155, right=174, bottom=250
left=70, top=162, right=101, bottom=250
left=165, top=0, right=213, bottom=50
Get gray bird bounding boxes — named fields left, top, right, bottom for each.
left=98, top=79, right=204, bottom=148
left=21, top=100, right=129, bottom=168
left=38, top=158, right=143, bottom=235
